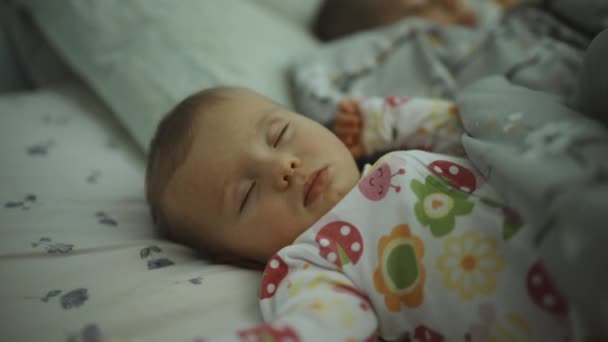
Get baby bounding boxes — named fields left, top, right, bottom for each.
left=146, top=87, right=576, bottom=341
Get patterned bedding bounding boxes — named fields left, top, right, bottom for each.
left=0, top=86, right=263, bottom=342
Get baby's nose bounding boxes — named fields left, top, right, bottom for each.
left=275, top=157, right=301, bottom=190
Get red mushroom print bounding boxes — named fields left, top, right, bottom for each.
left=365, top=334, right=378, bottom=342
left=526, top=261, right=569, bottom=318
left=359, top=162, right=406, bottom=201
left=315, top=221, right=364, bottom=269
left=385, top=95, right=410, bottom=108
left=333, top=283, right=372, bottom=312
left=260, top=255, right=289, bottom=300
left=413, top=325, right=444, bottom=342
left=428, top=160, right=477, bottom=193
left=238, top=323, right=300, bottom=342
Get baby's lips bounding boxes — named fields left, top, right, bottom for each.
left=303, top=166, right=328, bottom=207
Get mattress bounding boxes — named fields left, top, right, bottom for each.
left=0, top=85, right=262, bottom=342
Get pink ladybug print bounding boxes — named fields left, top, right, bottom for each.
left=238, top=323, right=300, bottom=342
left=385, top=95, right=410, bottom=108
left=260, top=255, right=289, bottom=300
left=315, top=221, right=364, bottom=268
left=359, top=162, right=406, bottom=201
left=428, top=160, right=477, bottom=193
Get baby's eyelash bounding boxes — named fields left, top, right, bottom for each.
left=239, top=182, right=256, bottom=213
left=273, top=123, right=290, bottom=147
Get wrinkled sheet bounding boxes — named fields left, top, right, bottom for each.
left=0, top=86, right=263, bottom=342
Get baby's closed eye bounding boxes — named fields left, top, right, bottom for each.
left=273, top=122, right=290, bottom=147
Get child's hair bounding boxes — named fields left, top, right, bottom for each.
left=145, top=87, right=230, bottom=253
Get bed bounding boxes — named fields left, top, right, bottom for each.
left=1, top=0, right=607, bottom=341
left=0, top=1, right=322, bottom=340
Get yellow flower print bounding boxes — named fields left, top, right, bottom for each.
left=307, top=300, right=326, bottom=312
left=429, top=101, right=462, bottom=134
left=287, top=280, right=302, bottom=297
left=363, top=109, right=393, bottom=150
left=374, top=224, right=426, bottom=312
left=487, top=313, right=532, bottom=341
left=288, top=274, right=346, bottom=298
left=437, top=231, right=504, bottom=300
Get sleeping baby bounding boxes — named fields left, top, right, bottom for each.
left=146, top=87, right=578, bottom=341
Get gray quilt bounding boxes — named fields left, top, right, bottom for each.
left=290, top=4, right=608, bottom=339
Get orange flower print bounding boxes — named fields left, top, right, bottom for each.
left=374, top=224, right=426, bottom=312
left=437, top=231, right=504, bottom=301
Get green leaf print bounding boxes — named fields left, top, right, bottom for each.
left=337, top=244, right=351, bottom=266
left=412, top=176, right=474, bottom=237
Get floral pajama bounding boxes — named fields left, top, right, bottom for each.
left=357, top=95, right=465, bottom=157
left=208, top=150, right=570, bottom=341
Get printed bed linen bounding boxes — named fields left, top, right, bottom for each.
left=0, top=86, right=263, bottom=342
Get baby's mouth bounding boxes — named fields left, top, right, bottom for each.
left=304, top=166, right=329, bottom=207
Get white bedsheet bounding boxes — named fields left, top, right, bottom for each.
left=0, top=86, right=262, bottom=342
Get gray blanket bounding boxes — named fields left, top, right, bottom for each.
left=291, top=6, right=588, bottom=123
left=457, top=75, right=608, bottom=339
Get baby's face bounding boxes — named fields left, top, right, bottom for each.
left=165, top=89, right=360, bottom=263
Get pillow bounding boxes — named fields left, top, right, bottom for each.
left=256, top=0, right=322, bottom=28
left=0, top=2, right=30, bottom=92
left=20, top=0, right=320, bottom=152
left=2, top=2, right=79, bottom=88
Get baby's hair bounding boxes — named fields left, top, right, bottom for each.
left=146, top=87, right=233, bottom=252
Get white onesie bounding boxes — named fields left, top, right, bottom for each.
left=206, top=150, right=571, bottom=341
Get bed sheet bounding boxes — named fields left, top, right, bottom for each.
left=0, top=86, right=262, bottom=342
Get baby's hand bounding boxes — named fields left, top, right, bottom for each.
left=334, top=98, right=365, bottom=160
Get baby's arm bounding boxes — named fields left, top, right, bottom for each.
left=334, top=96, right=465, bottom=159
left=198, top=256, right=378, bottom=341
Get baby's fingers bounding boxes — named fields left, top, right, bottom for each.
left=334, top=124, right=361, bottom=137
left=348, top=144, right=365, bottom=160
left=338, top=98, right=360, bottom=114
left=336, top=112, right=361, bottom=128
